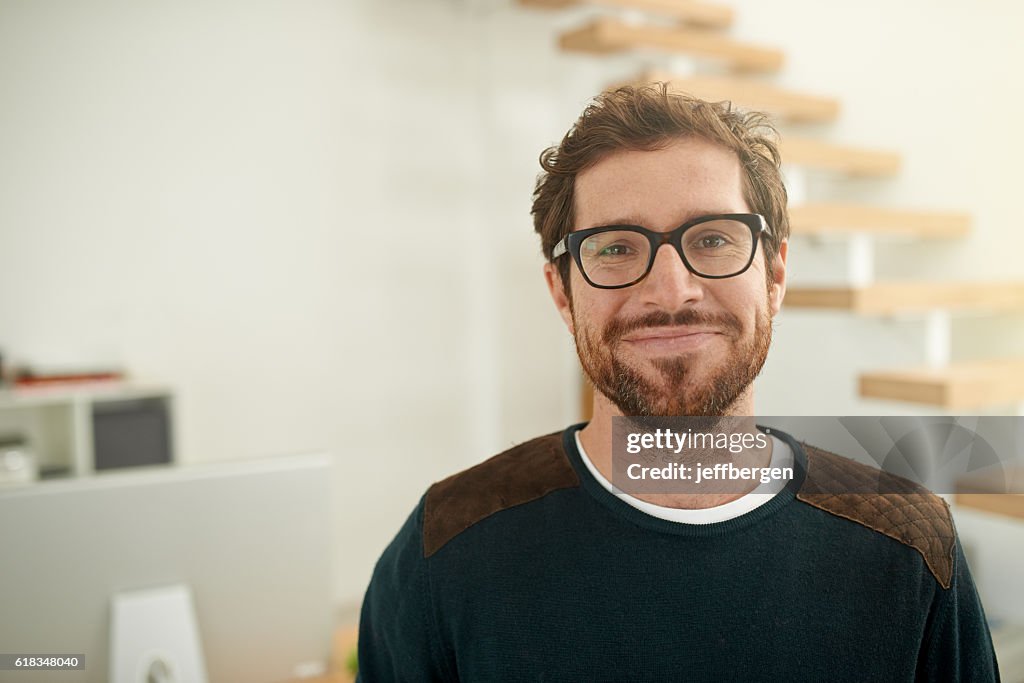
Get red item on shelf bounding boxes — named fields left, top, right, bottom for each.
left=14, top=372, right=124, bottom=387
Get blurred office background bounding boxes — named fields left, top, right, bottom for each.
left=2, top=0, right=1023, bottom=659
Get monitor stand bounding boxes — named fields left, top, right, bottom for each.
left=110, top=584, right=208, bottom=683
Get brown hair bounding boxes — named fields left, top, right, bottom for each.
left=531, top=82, right=789, bottom=294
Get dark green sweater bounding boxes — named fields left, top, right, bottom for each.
left=358, top=425, right=1000, bottom=682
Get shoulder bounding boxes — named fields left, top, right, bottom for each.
left=422, top=430, right=580, bottom=558
left=795, top=443, right=956, bottom=589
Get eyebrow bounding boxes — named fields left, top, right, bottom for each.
left=583, top=210, right=740, bottom=231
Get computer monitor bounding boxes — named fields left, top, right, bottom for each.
left=0, top=452, right=334, bottom=683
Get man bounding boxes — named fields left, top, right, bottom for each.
left=357, top=84, right=1000, bottom=681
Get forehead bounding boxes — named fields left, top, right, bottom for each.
left=573, top=136, right=747, bottom=230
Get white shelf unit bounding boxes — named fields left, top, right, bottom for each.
left=0, top=382, right=175, bottom=478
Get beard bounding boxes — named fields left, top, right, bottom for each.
left=572, top=301, right=773, bottom=417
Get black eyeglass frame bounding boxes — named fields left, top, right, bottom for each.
left=551, top=213, right=770, bottom=290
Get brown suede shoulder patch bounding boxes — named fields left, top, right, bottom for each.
left=795, top=444, right=955, bottom=589
left=422, top=431, right=579, bottom=558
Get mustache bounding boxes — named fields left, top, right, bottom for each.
left=603, top=308, right=742, bottom=345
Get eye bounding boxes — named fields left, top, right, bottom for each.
left=598, top=243, right=638, bottom=257
left=690, top=233, right=730, bottom=249
left=581, top=230, right=648, bottom=264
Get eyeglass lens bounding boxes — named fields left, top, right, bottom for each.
left=578, top=219, right=755, bottom=287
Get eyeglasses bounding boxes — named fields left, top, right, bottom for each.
left=551, top=213, right=769, bottom=289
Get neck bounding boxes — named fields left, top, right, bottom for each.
left=577, top=388, right=769, bottom=509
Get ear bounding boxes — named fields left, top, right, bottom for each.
left=768, top=239, right=787, bottom=317
left=543, top=262, right=575, bottom=335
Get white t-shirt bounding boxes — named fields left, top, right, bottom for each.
left=574, top=429, right=794, bottom=525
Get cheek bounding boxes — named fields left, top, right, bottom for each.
left=573, top=289, right=628, bottom=336
left=714, top=281, right=767, bottom=329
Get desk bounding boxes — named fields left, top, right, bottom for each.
left=289, top=624, right=358, bottom=683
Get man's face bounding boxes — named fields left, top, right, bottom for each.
left=545, top=136, right=787, bottom=417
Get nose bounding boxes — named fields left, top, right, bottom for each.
left=636, top=243, right=704, bottom=307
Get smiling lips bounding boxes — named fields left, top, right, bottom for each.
left=620, top=327, right=723, bottom=352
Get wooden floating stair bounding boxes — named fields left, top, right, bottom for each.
left=785, top=282, right=1024, bottom=315
left=780, top=137, right=901, bottom=176
left=518, top=0, right=734, bottom=29
left=955, top=465, right=1024, bottom=520
left=634, top=71, right=840, bottom=123
left=558, top=17, right=784, bottom=73
left=860, top=358, right=1024, bottom=410
left=788, top=203, right=971, bottom=238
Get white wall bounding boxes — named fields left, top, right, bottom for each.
left=1, top=0, right=1022, bottom=607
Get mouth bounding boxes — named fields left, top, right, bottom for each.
left=620, top=327, right=723, bottom=353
